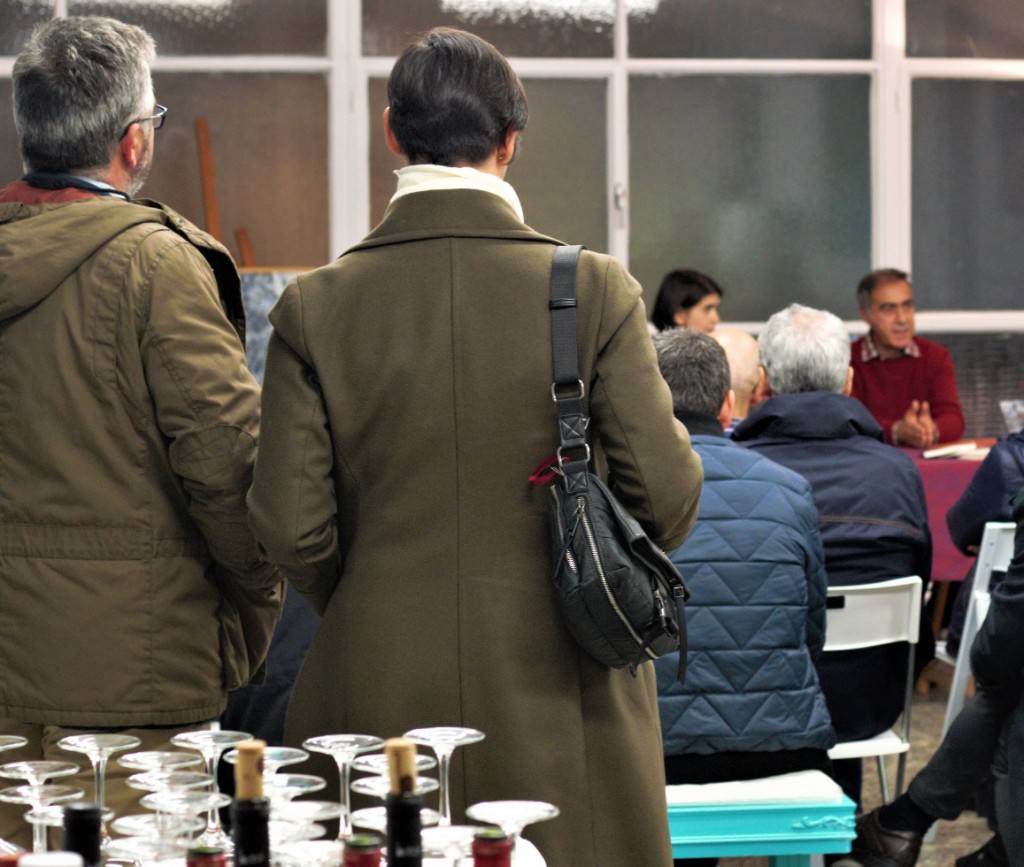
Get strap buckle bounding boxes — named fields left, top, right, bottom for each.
left=551, top=379, right=585, bottom=403
left=556, top=442, right=591, bottom=466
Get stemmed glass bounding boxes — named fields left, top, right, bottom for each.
left=404, top=727, right=485, bottom=826
left=421, top=825, right=479, bottom=864
left=349, top=775, right=439, bottom=801
left=170, top=729, right=251, bottom=850
left=58, top=733, right=141, bottom=819
left=350, top=805, right=441, bottom=835
left=0, top=737, right=27, bottom=855
left=303, top=734, right=382, bottom=840
left=465, top=800, right=559, bottom=850
left=263, top=773, right=327, bottom=806
left=0, top=761, right=82, bottom=852
left=223, top=746, right=308, bottom=783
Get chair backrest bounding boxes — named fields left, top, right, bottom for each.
left=823, top=576, right=923, bottom=652
left=973, top=522, right=1016, bottom=596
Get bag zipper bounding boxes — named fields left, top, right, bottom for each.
left=576, top=496, right=656, bottom=660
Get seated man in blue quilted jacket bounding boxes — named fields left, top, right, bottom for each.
left=653, top=329, right=836, bottom=865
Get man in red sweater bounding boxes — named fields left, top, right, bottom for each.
left=851, top=269, right=965, bottom=448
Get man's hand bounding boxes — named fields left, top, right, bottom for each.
left=893, top=399, right=939, bottom=448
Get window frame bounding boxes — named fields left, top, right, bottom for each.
left=0, top=0, right=1020, bottom=330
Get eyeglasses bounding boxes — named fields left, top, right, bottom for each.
left=121, top=104, right=168, bottom=138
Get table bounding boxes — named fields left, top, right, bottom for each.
left=908, top=439, right=996, bottom=635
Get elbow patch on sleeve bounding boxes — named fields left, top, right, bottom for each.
left=168, top=424, right=258, bottom=490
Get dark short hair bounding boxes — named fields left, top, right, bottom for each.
left=387, top=27, right=528, bottom=166
left=651, top=269, right=724, bottom=332
left=652, top=328, right=731, bottom=420
left=857, top=268, right=911, bottom=309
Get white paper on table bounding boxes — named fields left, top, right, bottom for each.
left=666, top=770, right=845, bottom=806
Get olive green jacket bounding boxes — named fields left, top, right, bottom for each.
left=250, top=190, right=702, bottom=866
left=0, top=196, right=283, bottom=727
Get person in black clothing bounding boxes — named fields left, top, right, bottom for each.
left=849, top=486, right=1024, bottom=867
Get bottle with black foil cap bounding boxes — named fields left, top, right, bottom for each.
left=230, top=739, right=270, bottom=867
left=62, top=803, right=101, bottom=867
left=384, top=738, right=422, bottom=867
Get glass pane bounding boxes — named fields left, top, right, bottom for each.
left=67, top=0, right=326, bottom=55
left=363, top=0, right=614, bottom=58
left=934, top=332, right=1024, bottom=438
left=629, top=75, right=870, bottom=321
left=628, top=0, right=871, bottom=59
left=913, top=80, right=1024, bottom=309
left=907, top=0, right=1024, bottom=58
left=0, top=0, right=53, bottom=55
left=368, top=76, right=608, bottom=253
left=146, top=73, right=328, bottom=268
left=0, top=80, right=24, bottom=183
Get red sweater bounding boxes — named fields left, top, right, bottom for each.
left=850, top=335, right=965, bottom=444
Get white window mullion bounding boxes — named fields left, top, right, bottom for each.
left=609, top=0, right=629, bottom=264
left=873, top=0, right=912, bottom=271
left=330, top=0, right=365, bottom=256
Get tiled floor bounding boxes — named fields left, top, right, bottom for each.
left=721, top=665, right=992, bottom=867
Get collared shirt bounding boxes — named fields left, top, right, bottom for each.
left=390, top=164, right=525, bottom=222
left=859, top=331, right=921, bottom=362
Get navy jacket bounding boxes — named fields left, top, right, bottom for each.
left=734, top=392, right=932, bottom=740
left=947, top=432, right=1024, bottom=555
left=656, top=419, right=835, bottom=756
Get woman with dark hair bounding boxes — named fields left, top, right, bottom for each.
left=249, top=27, right=702, bottom=867
left=652, top=268, right=725, bottom=333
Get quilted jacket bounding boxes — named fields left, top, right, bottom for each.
left=655, top=423, right=835, bottom=756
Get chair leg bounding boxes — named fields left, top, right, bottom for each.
left=895, top=752, right=908, bottom=797
left=876, top=755, right=890, bottom=803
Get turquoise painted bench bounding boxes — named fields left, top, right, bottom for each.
left=667, top=770, right=857, bottom=866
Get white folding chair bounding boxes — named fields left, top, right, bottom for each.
left=824, top=576, right=923, bottom=802
left=941, top=521, right=1016, bottom=736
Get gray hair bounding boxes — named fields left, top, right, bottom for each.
left=653, top=328, right=731, bottom=419
left=758, top=303, right=851, bottom=395
left=13, top=16, right=156, bottom=174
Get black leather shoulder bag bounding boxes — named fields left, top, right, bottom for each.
left=545, top=244, right=689, bottom=678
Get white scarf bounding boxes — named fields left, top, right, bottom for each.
left=389, top=164, right=525, bottom=222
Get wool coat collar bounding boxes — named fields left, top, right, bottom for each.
left=344, top=188, right=563, bottom=255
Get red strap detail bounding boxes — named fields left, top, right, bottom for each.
left=529, top=453, right=562, bottom=487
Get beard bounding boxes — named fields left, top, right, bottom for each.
left=126, top=132, right=154, bottom=197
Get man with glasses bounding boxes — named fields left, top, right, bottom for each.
left=0, top=16, right=282, bottom=846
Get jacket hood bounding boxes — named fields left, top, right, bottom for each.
left=732, top=391, right=884, bottom=442
left=0, top=195, right=173, bottom=322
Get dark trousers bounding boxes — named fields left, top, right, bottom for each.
left=907, top=690, right=1007, bottom=820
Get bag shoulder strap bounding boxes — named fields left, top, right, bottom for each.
left=549, top=245, right=589, bottom=490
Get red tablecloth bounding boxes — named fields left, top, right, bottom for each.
left=909, top=452, right=983, bottom=583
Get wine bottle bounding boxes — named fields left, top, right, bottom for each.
left=472, top=827, right=514, bottom=867
left=61, top=804, right=101, bottom=867
left=230, top=739, right=270, bottom=867
left=384, top=737, right=422, bottom=867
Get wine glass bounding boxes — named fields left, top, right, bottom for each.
left=349, top=775, right=439, bottom=801
left=350, top=805, right=441, bottom=835
left=25, top=804, right=113, bottom=850
left=421, top=824, right=478, bottom=862
left=404, top=727, right=485, bottom=826
left=274, top=839, right=347, bottom=866
left=465, top=800, right=559, bottom=850
left=223, top=745, right=308, bottom=782
left=170, top=729, right=251, bottom=850
left=126, top=770, right=214, bottom=794
left=302, top=734, right=382, bottom=840
left=0, top=761, right=82, bottom=852
left=57, top=731, right=141, bottom=838
left=0, top=737, right=28, bottom=854
left=263, top=773, right=327, bottom=806
left=119, top=751, right=203, bottom=774
left=350, top=752, right=437, bottom=776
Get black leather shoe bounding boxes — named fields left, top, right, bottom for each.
left=850, top=808, right=924, bottom=867
left=955, top=834, right=1010, bottom=867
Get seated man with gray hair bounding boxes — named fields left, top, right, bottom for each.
left=732, top=303, right=931, bottom=808
left=652, top=329, right=835, bottom=867
left=711, top=326, right=765, bottom=433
